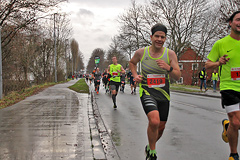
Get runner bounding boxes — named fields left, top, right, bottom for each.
left=102, top=68, right=109, bottom=93
left=89, top=73, right=93, bottom=85
left=108, top=56, right=125, bottom=109
left=85, top=73, right=89, bottom=82
left=205, top=11, right=240, bottom=160
left=93, top=67, right=101, bottom=94
left=128, top=71, right=137, bottom=94
left=129, top=23, right=181, bottom=160
left=120, top=70, right=126, bottom=93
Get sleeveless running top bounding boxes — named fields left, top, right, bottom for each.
left=207, top=35, right=240, bottom=92
left=110, top=64, right=122, bottom=82
left=140, top=46, right=170, bottom=101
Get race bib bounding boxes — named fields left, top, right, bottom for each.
left=231, top=67, right=240, bottom=80
left=147, top=74, right=165, bottom=88
left=112, top=72, right=118, bottom=75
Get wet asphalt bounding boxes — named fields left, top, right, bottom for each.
left=0, top=79, right=223, bottom=160
left=0, top=80, right=100, bottom=160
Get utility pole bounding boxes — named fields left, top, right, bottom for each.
left=65, top=39, right=68, bottom=80
left=0, top=27, right=2, bottom=99
left=72, top=50, right=73, bottom=78
left=54, top=13, right=57, bottom=83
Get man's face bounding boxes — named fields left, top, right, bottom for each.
left=112, top=57, right=117, bottom=63
left=230, top=13, right=240, bottom=34
left=150, top=31, right=166, bottom=49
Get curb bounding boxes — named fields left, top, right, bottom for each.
left=87, top=82, right=120, bottom=160
left=170, top=89, right=221, bottom=98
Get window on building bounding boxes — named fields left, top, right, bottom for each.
left=192, top=63, right=198, bottom=70
left=177, top=77, right=183, bottom=84
left=179, top=63, right=183, bottom=70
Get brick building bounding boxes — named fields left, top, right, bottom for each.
left=177, top=48, right=213, bottom=86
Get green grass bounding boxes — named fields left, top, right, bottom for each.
left=68, top=79, right=89, bottom=93
left=170, top=86, right=200, bottom=92
left=0, top=82, right=56, bottom=109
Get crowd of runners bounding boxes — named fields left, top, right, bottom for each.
left=83, top=11, right=240, bottom=160
left=85, top=56, right=137, bottom=109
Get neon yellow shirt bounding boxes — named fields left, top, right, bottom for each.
left=207, top=35, right=240, bottom=92
left=109, top=64, right=122, bottom=82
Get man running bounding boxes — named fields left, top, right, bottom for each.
left=102, top=68, right=109, bottom=92
left=205, top=11, right=240, bottom=160
left=120, top=71, right=126, bottom=93
left=128, top=71, right=137, bottom=94
left=129, top=23, right=181, bottom=160
left=108, top=56, right=125, bottom=109
left=93, top=67, right=101, bottom=94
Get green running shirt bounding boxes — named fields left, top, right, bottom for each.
left=207, top=35, right=240, bottom=92
left=109, top=64, right=122, bottom=82
left=140, top=46, right=170, bottom=101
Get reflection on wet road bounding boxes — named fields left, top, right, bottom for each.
left=0, top=81, right=89, bottom=160
left=94, top=83, right=238, bottom=160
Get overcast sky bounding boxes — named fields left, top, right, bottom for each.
left=60, top=0, right=146, bottom=65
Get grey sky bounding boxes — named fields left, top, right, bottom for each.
left=60, top=0, right=146, bottom=66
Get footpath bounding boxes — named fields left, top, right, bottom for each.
left=0, top=80, right=220, bottom=160
left=171, top=87, right=221, bottom=98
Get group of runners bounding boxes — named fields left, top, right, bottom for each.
left=87, top=11, right=240, bottom=160
left=85, top=58, right=137, bottom=101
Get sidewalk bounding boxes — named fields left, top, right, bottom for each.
left=0, top=80, right=106, bottom=160
left=171, top=87, right=221, bottom=98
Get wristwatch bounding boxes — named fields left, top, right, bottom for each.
left=167, top=66, right=173, bottom=73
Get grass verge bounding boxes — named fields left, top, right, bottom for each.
left=170, top=86, right=200, bottom=93
left=0, top=82, right=56, bottom=110
left=68, top=79, right=89, bottom=94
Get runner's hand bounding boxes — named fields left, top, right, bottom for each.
left=156, top=59, right=170, bottom=71
left=219, top=55, right=230, bottom=66
left=135, top=75, right=143, bottom=83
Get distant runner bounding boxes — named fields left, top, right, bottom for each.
left=108, top=56, right=125, bottom=109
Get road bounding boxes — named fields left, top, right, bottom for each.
left=0, top=80, right=93, bottom=160
left=93, top=83, right=239, bottom=160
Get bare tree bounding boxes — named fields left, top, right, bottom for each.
left=218, top=0, right=240, bottom=38
left=0, top=0, right=66, bottom=49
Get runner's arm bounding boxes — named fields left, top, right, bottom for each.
left=129, top=49, right=144, bottom=83
left=206, top=55, right=230, bottom=69
left=168, top=50, right=181, bottom=81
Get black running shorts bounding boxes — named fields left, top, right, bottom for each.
left=220, top=90, right=240, bottom=108
left=140, top=94, right=169, bottom=121
left=109, top=81, right=120, bottom=91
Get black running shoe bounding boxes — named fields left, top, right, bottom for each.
left=145, top=145, right=150, bottom=159
left=113, top=104, right=117, bottom=109
left=147, top=153, right=157, bottom=160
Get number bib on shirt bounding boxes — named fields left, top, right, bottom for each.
left=147, top=74, right=165, bottom=88
left=231, top=67, right=240, bottom=81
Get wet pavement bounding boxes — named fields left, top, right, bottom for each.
left=0, top=80, right=106, bottom=160
left=0, top=79, right=223, bottom=160
left=171, top=87, right=221, bottom=98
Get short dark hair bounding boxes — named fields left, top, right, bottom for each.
left=151, top=23, right=167, bottom=35
left=227, top=11, right=240, bottom=22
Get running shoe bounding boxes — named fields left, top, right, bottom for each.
left=229, top=154, right=239, bottom=160
left=147, top=153, right=157, bottom=160
left=222, top=119, right=229, bottom=143
left=145, top=145, right=150, bottom=159
left=113, top=104, right=117, bottom=109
